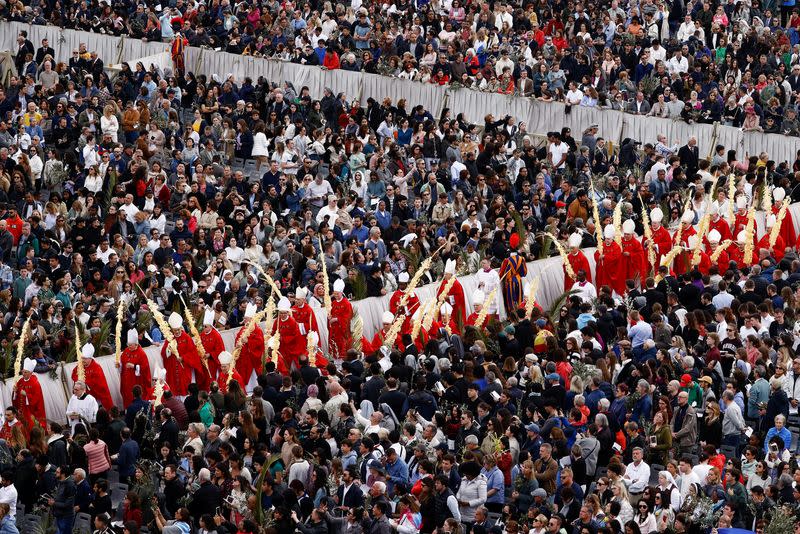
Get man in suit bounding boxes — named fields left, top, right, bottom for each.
left=35, top=38, right=55, bottom=65
left=367, top=502, right=392, bottom=534
left=626, top=91, right=652, bottom=114
left=517, top=70, right=534, bottom=97
left=15, top=32, right=34, bottom=77
left=678, top=136, right=700, bottom=178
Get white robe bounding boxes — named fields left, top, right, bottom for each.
left=474, top=268, right=501, bottom=314
left=66, top=393, right=98, bottom=432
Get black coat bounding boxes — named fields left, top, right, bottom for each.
left=188, top=481, right=222, bottom=525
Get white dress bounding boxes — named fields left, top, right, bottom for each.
left=252, top=132, right=269, bottom=157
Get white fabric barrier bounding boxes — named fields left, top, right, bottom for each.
left=120, top=51, right=171, bottom=73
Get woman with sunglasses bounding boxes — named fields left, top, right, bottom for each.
left=634, top=500, right=657, bottom=534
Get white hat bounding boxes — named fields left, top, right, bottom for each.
left=157, top=368, right=167, bottom=380
left=398, top=272, right=410, bottom=283
left=774, top=187, right=786, bottom=201
left=127, top=330, right=139, bottom=345
left=147, top=264, right=157, bottom=273
left=23, top=358, right=36, bottom=373
left=218, top=351, right=233, bottom=365
left=444, top=259, right=457, bottom=275
left=440, top=302, right=453, bottom=315
left=244, top=302, right=257, bottom=318
left=333, top=279, right=345, bottom=292
left=603, top=224, right=615, bottom=240
left=168, top=312, right=182, bottom=330
left=737, top=230, right=747, bottom=244
left=736, top=195, right=747, bottom=210
left=295, top=287, right=308, bottom=299
left=650, top=207, right=664, bottom=223
left=708, top=201, right=719, bottom=216
left=473, top=290, right=485, bottom=304
left=622, top=219, right=635, bottom=234
left=681, top=210, right=694, bottom=224
left=708, top=229, right=721, bottom=243
left=767, top=214, right=777, bottom=227
left=203, top=308, right=215, bottom=326
left=81, top=343, right=95, bottom=359
left=382, top=311, right=395, bottom=324
left=687, top=235, right=698, bottom=249
left=308, top=331, right=319, bottom=345
left=277, top=297, right=291, bottom=312
left=568, top=233, right=582, bottom=248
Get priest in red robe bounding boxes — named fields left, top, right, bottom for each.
left=728, top=230, right=758, bottom=267
left=275, top=297, right=305, bottom=374
left=757, top=213, right=786, bottom=263
left=0, top=407, right=24, bottom=447
left=646, top=207, right=673, bottom=271
left=594, top=225, right=626, bottom=296
left=329, top=279, right=353, bottom=359
left=200, top=308, right=224, bottom=380
left=72, top=344, right=114, bottom=410
left=216, top=351, right=244, bottom=395
left=687, top=235, right=711, bottom=275
left=306, top=331, right=329, bottom=373
left=706, top=229, right=730, bottom=272
left=13, top=358, right=46, bottom=431
left=466, top=289, right=486, bottom=327
left=160, top=312, right=201, bottom=397
left=437, top=259, right=466, bottom=326
left=621, top=220, right=646, bottom=287
left=291, top=287, right=319, bottom=336
left=430, top=302, right=460, bottom=339
left=118, top=330, right=151, bottom=408
left=234, top=303, right=265, bottom=391
left=772, top=187, right=796, bottom=248
left=733, top=196, right=749, bottom=236
left=706, top=202, right=733, bottom=245
left=389, top=272, right=421, bottom=335
left=673, top=210, right=697, bottom=275
left=368, top=311, right=406, bottom=353
left=564, top=233, right=592, bottom=291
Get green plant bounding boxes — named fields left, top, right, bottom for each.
left=350, top=271, right=367, bottom=300
left=547, top=289, right=579, bottom=324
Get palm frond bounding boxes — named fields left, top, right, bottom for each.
left=538, top=232, right=554, bottom=259
left=350, top=271, right=367, bottom=300
left=398, top=248, right=421, bottom=270
left=93, top=319, right=114, bottom=356
left=547, top=289, right=579, bottom=324
left=136, top=310, right=153, bottom=333
left=511, top=210, right=527, bottom=252
left=65, top=322, right=86, bottom=363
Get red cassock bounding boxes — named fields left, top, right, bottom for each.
left=429, top=318, right=460, bottom=339
left=274, top=315, right=305, bottom=374
left=200, top=327, right=225, bottom=379
left=329, top=297, right=354, bottom=359
left=234, top=323, right=265, bottom=384
left=160, top=332, right=201, bottom=396
left=0, top=421, right=22, bottom=443
left=708, top=217, right=733, bottom=244
left=706, top=245, right=730, bottom=272
left=389, top=291, right=421, bottom=335
left=436, top=278, right=466, bottom=326
left=692, top=250, right=712, bottom=275
left=119, top=345, right=152, bottom=408
left=307, top=347, right=330, bottom=375
left=727, top=245, right=757, bottom=267
left=465, top=311, right=497, bottom=328
left=673, top=226, right=697, bottom=274
left=621, top=236, right=647, bottom=286
left=773, top=204, right=797, bottom=247
left=72, top=360, right=114, bottom=410
left=757, top=233, right=785, bottom=263
left=216, top=368, right=244, bottom=395
left=13, top=375, right=46, bottom=430
left=368, top=328, right=406, bottom=354
left=292, top=303, right=319, bottom=336
left=564, top=251, right=592, bottom=291
left=594, top=241, right=626, bottom=296
left=647, top=225, right=673, bottom=270
left=734, top=212, right=749, bottom=237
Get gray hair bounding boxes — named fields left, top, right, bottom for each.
left=598, top=398, right=610, bottom=410
left=372, top=481, right=386, bottom=494
left=73, top=468, right=86, bottom=480
left=637, top=379, right=650, bottom=391
left=595, top=413, right=609, bottom=427
left=198, top=468, right=211, bottom=482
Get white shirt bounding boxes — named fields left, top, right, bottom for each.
left=712, top=290, right=734, bottom=310
left=549, top=142, right=569, bottom=169
left=122, top=202, right=139, bottom=224
left=677, top=471, right=700, bottom=505
left=316, top=204, right=339, bottom=226
left=667, top=55, right=689, bottom=75
left=0, top=483, right=17, bottom=518
left=66, top=393, right=99, bottom=431
left=624, top=460, right=651, bottom=493
left=572, top=279, right=597, bottom=303
left=566, top=88, right=584, bottom=105
left=475, top=268, right=501, bottom=314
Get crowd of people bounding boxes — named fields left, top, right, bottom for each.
left=3, top=3, right=800, bottom=534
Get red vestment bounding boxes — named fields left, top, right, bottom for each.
left=673, top=226, right=697, bottom=274
left=692, top=250, right=712, bottom=275
left=274, top=315, right=305, bottom=374
left=234, top=323, right=265, bottom=385
left=773, top=204, right=797, bottom=247
left=594, top=241, right=626, bottom=296
left=727, top=245, right=757, bottom=267
left=389, top=290, right=422, bottom=335
left=0, top=420, right=22, bottom=443
left=291, top=303, right=319, bottom=336
left=708, top=217, right=733, bottom=244
left=119, top=346, right=152, bottom=408
left=368, top=328, right=406, bottom=354
left=160, top=332, right=200, bottom=396
left=72, top=360, right=114, bottom=410
left=216, top=368, right=244, bottom=395
left=564, top=250, right=592, bottom=291
left=436, top=278, right=467, bottom=326
left=200, top=327, right=225, bottom=379
left=706, top=245, right=730, bottom=272
left=429, top=318, right=460, bottom=339
left=307, top=346, right=329, bottom=375
left=757, top=233, right=785, bottom=263
left=734, top=211, right=749, bottom=237
left=329, top=296, right=354, bottom=359
left=13, top=375, right=46, bottom=430
left=621, top=236, right=647, bottom=286
left=646, top=225, right=673, bottom=270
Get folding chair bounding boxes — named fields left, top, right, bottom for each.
left=73, top=512, right=92, bottom=534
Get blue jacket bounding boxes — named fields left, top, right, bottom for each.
left=385, top=456, right=410, bottom=494
left=0, top=515, right=18, bottom=534
left=631, top=394, right=652, bottom=424
left=764, top=426, right=792, bottom=454
left=116, top=438, right=140, bottom=477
